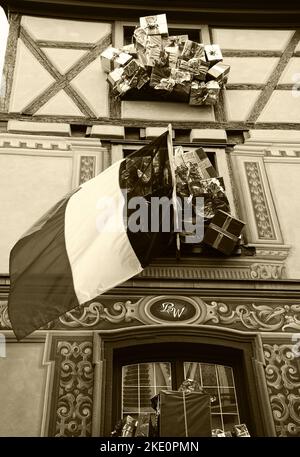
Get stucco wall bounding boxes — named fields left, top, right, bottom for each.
left=0, top=342, right=46, bottom=436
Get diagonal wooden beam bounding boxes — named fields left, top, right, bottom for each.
left=247, top=30, right=300, bottom=122
left=19, top=26, right=111, bottom=117
left=0, top=14, right=21, bottom=113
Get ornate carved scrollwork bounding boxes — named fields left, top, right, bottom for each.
left=207, top=302, right=300, bottom=332
left=52, top=340, right=94, bottom=437
left=264, top=343, right=300, bottom=437
left=0, top=302, right=11, bottom=328
left=79, top=156, right=96, bottom=184
left=244, top=161, right=276, bottom=240
left=250, top=263, right=286, bottom=280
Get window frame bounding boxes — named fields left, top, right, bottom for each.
left=95, top=326, right=273, bottom=437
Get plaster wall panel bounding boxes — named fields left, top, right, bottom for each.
left=223, top=57, right=279, bottom=84
left=0, top=342, right=46, bottom=436
left=21, top=16, right=111, bottom=43
left=266, top=162, right=300, bottom=278
left=35, top=90, right=85, bottom=117
left=0, top=153, right=73, bottom=272
left=278, top=58, right=300, bottom=84
left=71, top=59, right=109, bottom=118
left=225, top=90, right=261, bottom=121
left=9, top=39, right=55, bottom=113
left=122, top=101, right=214, bottom=122
left=41, top=48, right=87, bottom=74
left=258, top=90, right=300, bottom=123
left=212, top=29, right=294, bottom=51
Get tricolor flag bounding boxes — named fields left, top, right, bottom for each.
left=8, top=130, right=174, bottom=340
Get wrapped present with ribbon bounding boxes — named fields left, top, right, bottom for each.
left=133, top=26, right=148, bottom=49
left=107, top=67, right=124, bottom=86
left=139, top=13, right=168, bottom=35
left=189, top=81, right=206, bottom=105
left=121, top=415, right=137, bottom=437
left=182, top=148, right=218, bottom=180
left=150, top=64, right=171, bottom=88
left=170, top=68, right=192, bottom=101
left=178, top=378, right=204, bottom=393
left=160, top=390, right=212, bottom=437
left=122, top=43, right=138, bottom=58
left=203, top=210, right=245, bottom=255
left=166, top=35, right=189, bottom=52
left=202, top=81, right=221, bottom=105
left=233, top=424, right=251, bottom=437
left=204, top=44, right=223, bottom=65
left=100, top=46, right=132, bottom=73
left=207, top=62, right=230, bottom=83
left=181, top=40, right=205, bottom=61
left=144, top=35, right=164, bottom=67
left=178, top=57, right=209, bottom=81
left=212, top=429, right=226, bottom=437
left=188, top=177, right=230, bottom=220
left=135, top=413, right=152, bottom=437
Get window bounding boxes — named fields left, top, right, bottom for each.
left=121, top=360, right=241, bottom=433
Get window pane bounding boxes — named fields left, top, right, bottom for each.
left=123, top=364, right=139, bottom=386
left=217, top=365, right=234, bottom=387
left=184, top=362, right=201, bottom=383
left=205, top=387, right=220, bottom=413
left=201, top=363, right=218, bottom=386
left=223, top=414, right=240, bottom=432
left=122, top=386, right=139, bottom=412
left=220, top=388, right=238, bottom=414
left=121, top=362, right=172, bottom=418
left=211, top=415, right=223, bottom=430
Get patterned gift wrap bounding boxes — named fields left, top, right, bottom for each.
left=139, top=13, right=168, bottom=35
left=233, top=424, right=251, bottom=437
left=133, top=27, right=148, bottom=48
left=121, top=415, right=137, bottom=437
left=150, top=64, right=171, bottom=88
left=204, top=44, right=223, bottom=65
left=189, top=177, right=230, bottom=220
left=144, top=35, right=164, bottom=67
left=178, top=57, right=209, bottom=81
left=160, top=390, right=212, bottom=437
left=207, top=62, right=231, bottom=83
left=100, top=46, right=132, bottom=73
left=181, top=40, right=205, bottom=61
left=182, top=148, right=217, bottom=180
left=178, top=378, right=203, bottom=393
left=189, top=81, right=206, bottom=105
left=202, top=80, right=220, bottom=105
left=135, top=413, right=151, bottom=437
left=212, top=429, right=226, bottom=437
left=166, top=34, right=189, bottom=52
left=203, top=210, right=245, bottom=255
left=107, top=67, right=124, bottom=86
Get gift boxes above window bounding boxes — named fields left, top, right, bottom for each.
left=100, top=13, right=230, bottom=106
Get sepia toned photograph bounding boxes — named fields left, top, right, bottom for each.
left=0, top=0, right=299, bottom=446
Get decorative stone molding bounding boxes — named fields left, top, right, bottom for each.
left=3, top=295, right=300, bottom=332
left=79, top=156, right=96, bottom=184
left=263, top=342, right=300, bottom=436
left=244, top=161, right=276, bottom=240
left=0, top=133, right=107, bottom=187
left=46, top=337, right=94, bottom=437
left=250, top=263, right=286, bottom=280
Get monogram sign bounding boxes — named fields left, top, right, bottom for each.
left=149, top=297, right=197, bottom=323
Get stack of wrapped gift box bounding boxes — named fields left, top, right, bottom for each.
left=100, top=13, right=230, bottom=105
left=110, top=378, right=251, bottom=437
left=174, top=146, right=245, bottom=255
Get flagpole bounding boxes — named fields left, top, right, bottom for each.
left=167, top=123, right=180, bottom=255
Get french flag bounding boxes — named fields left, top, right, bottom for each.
left=8, top=130, right=174, bottom=340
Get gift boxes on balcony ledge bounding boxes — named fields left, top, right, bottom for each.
left=100, top=12, right=230, bottom=105
left=174, top=146, right=245, bottom=254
